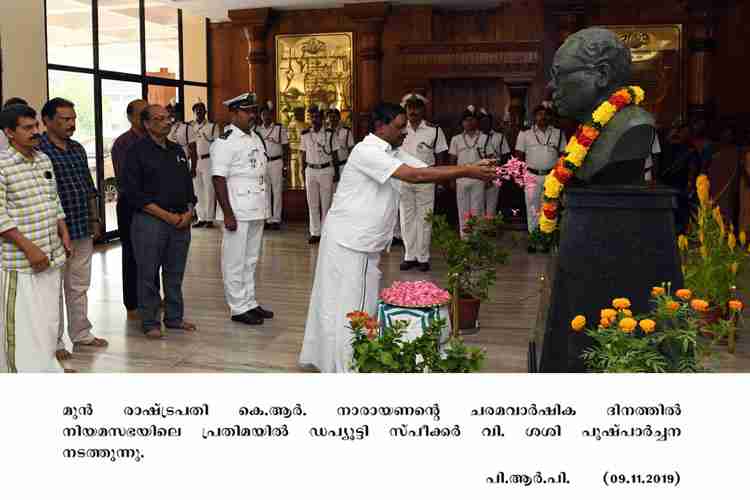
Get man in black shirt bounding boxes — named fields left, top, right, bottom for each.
left=123, top=104, right=197, bottom=338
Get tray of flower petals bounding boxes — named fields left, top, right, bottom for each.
left=379, top=280, right=452, bottom=308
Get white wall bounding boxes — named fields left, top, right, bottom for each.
left=0, top=0, right=48, bottom=111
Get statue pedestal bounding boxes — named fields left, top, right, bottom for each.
left=539, top=186, right=684, bottom=372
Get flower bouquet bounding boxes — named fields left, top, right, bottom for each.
left=379, top=280, right=451, bottom=308
left=569, top=285, right=743, bottom=372
left=493, top=156, right=528, bottom=189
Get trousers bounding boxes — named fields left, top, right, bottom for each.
left=305, top=166, right=334, bottom=236
left=524, top=172, right=545, bottom=233
left=58, top=237, right=94, bottom=348
left=221, top=220, right=264, bottom=316
left=399, top=182, right=434, bottom=263
left=485, top=183, right=500, bottom=216
left=265, top=159, right=284, bottom=223
left=131, top=213, right=191, bottom=332
left=456, top=178, right=486, bottom=235
left=117, top=197, right=138, bottom=310
left=194, top=158, right=216, bottom=221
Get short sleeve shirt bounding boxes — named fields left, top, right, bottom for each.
left=256, top=123, right=289, bottom=161
left=168, top=122, right=197, bottom=157
left=325, top=134, right=403, bottom=253
left=210, top=124, right=269, bottom=221
left=483, top=131, right=511, bottom=159
left=515, top=126, right=566, bottom=172
left=449, top=132, right=488, bottom=165
left=299, top=128, right=334, bottom=165
left=400, top=120, right=448, bottom=167
left=191, top=121, right=221, bottom=157
left=331, top=126, right=355, bottom=163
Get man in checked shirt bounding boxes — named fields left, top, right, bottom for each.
left=38, top=98, right=109, bottom=361
left=0, top=104, right=73, bottom=372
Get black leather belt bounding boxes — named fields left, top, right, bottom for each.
left=268, top=155, right=282, bottom=162
left=200, top=154, right=210, bottom=160
left=527, top=167, right=551, bottom=176
left=306, top=163, right=332, bottom=169
left=334, top=160, right=346, bottom=167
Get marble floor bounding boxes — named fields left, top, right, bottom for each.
left=64, top=222, right=750, bottom=373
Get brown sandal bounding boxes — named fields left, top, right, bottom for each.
left=165, top=320, right=197, bottom=331
left=75, top=337, right=109, bottom=348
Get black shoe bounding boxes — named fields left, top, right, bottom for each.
left=270, top=223, right=281, bottom=230
left=400, top=260, right=417, bottom=271
left=249, top=306, right=274, bottom=319
left=392, top=237, right=404, bottom=247
left=418, top=262, right=431, bottom=272
left=204, top=221, right=214, bottom=228
left=192, top=220, right=206, bottom=228
left=231, top=311, right=264, bottom=325
left=308, top=235, right=321, bottom=244
left=527, top=245, right=537, bottom=254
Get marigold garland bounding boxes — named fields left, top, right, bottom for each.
left=534, top=86, right=646, bottom=238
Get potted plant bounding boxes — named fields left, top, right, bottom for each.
left=428, top=211, right=508, bottom=332
left=678, top=174, right=747, bottom=334
left=348, top=312, right=485, bottom=373
left=569, top=285, right=742, bottom=372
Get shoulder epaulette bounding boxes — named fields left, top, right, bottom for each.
left=219, top=129, right=233, bottom=140
left=424, top=121, right=436, bottom=128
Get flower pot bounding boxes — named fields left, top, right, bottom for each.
left=451, top=296, right=481, bottom=333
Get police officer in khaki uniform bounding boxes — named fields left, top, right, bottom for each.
left=299, top=105, right=335, bottom=244
left=211, top=92, right=274, bottom=326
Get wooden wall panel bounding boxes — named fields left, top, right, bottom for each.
left=208, top=23, right=249, bottom=125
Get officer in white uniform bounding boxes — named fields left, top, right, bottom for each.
left=167, top=103, right=198, bottom=170
left=190, top=101, right=221, bottom=228
left=327, top=107, right=355, bottom=183
left=449, top=105, right=490, bottom=236
left=478, top=108, right=511, bottom=216
left=299, top=105, right=335, bottom=244
left=257, top=102, right=289, bottom=230
left=398, top=93, right=448, bottom=272
left=515, top=104, right=566, bottom=251
left=211, top=92, right=274, bottom=326
left=299, top=102, right=498, bottom=373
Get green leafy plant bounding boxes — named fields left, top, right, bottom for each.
left=348, top=311, right=485, bottom=373
left=570, top=285, right=739, bottom=373
left=428, top=212, right=508, bottom=301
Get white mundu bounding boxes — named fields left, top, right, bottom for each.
left=399, top=120, right=448, bottom=263
left=450, top=131, right=489, bottom=235
left=257, top=122, right=289, bottom=224
left=300, top=127, right=335, bottom=237
left=191, top=120, right=220, bottom=221
left=211, top=124, right=269, bottom=316
left=515, top=125, right=566, bottom=232
left=482, top=130, right=511, bottom=216
left=300, top=134, right=405, bottom=373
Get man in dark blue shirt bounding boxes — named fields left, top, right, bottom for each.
left=123, top=104, right=197, bottom=338
left=39, top=97, right=108, bottom=361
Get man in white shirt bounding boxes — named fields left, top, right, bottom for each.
left=190, top=102, right=221, bottom=228
left=299, top=105, right=335, bottom=244
left=327, top=107, right=354, bottom=184
left=211, top=92, right=274, bottom=326
left=398, top=93, right=448, bottom=272
left=478, top=108, right=511, bottom=216
left=515, top=105, right=567, bottom=252
left=257, top=103, right=289, bottom=230
left=299, top=102, right=497, bottom=373
left=449, top=106, right=490, bottom=236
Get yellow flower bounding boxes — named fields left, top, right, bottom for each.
left=651, top=286, right=665, bottom=297
left=622, top=309, right=633, bottom=317
left=592, top=101, right=618, bottom=125
left=690, top=299, right=710, bottom=313
left=539, top=213, right=557, bottom=233
left=631, top=86, right=645, bottom=104
left=600, top=317, right=611, bottom=328
left=612, top=298, right=631, bottom=310
left=731, top=262, right=739, bottom=275
left=565, top=140, right=588, bottom=167
left=677, top=234, right=688, bottom=251
left=696, top=174, right=710, bottom=207
left=700, top=245, right=708, bottom=260
left=600, top=308, right=618, bottom=321
left=729, top=300, right=743, bottom=312
left=728, top=232, right=737, bottom=251
left=639, top=319, right=656, bottom=334
left=619, top=317, right=637, bottom=333
left=698, top=230, right=704, bottom=245
left=571, top=315, right=586, bottom=332
left=741, top=231, right=747, bottom=247
left=543, top=173, right=563, bottom=199
left=675, top=289, right=692, bottom=300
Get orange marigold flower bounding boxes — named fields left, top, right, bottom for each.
left=571, top=315, right=586, bottom=332
left=729, top=300, right=744, bottom=312
left=580, top=125, right=600, bottom=141
left=576, top=130, right=594, bottom=148
left=639, top=319, right=656, bottom=334
left=612, top=298, right=631, bottom=310
left=609, top=93, right=629, bottom=109
left=622, top=309, right=633, bottom=317
left=553, top=164, right=574, bottom=185
left=542, top=202, right=558, bottom=220
left=675, top=289, right=692, bottom=300
left=690, top=299, right=710, bottom=312
left=651, top=286, right=666, bottom=297
left=666, top=301, right=680, bottom=312
left=599, top=317, right=611, bottom=328
left=619, top=317, right=638, bottom=333
left=600, top=308, right=618, bottom=321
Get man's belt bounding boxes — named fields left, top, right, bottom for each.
left=268, top=155, right=282, bottom=162
left=334, top=160, right=346, bottom=167
left=200, top=154, right=210, bottom=160
left=306, top=163, right=332, bottom=169
left=527, top=167, right=552, bottom=176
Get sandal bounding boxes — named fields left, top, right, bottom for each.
left=164, top=320, right=197, bottom=331
left=75, top=337, right=109, bottom=348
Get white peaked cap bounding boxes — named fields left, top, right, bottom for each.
left=401, top=93, right=428, bottom=107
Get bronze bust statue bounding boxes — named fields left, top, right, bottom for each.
left=550, top=28, right=655, bottom=185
